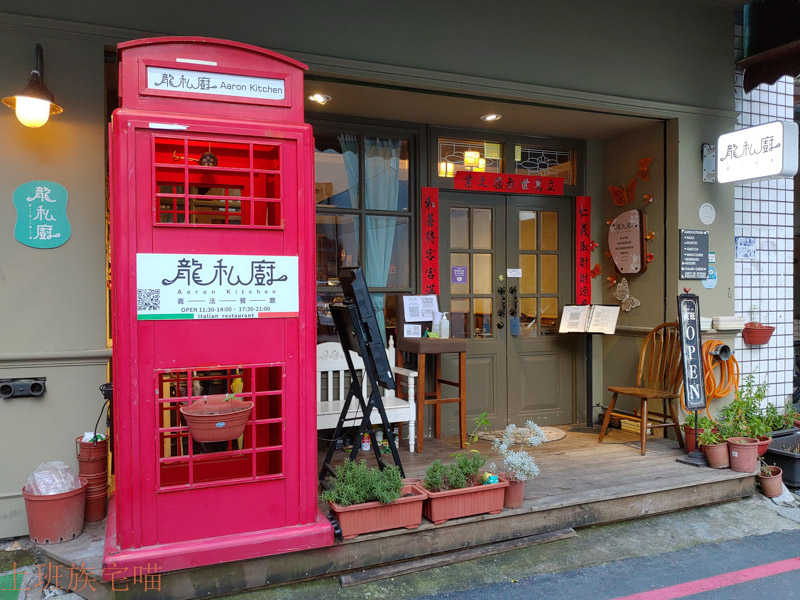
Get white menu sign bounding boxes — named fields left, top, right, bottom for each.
left=136, top=253, right=298, bottom=320
left=146, top=66, right=286, bottom=101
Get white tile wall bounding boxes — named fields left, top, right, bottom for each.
left=733, top=25, right=795, bottom=408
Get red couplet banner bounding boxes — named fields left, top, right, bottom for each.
left=420, top=187, right=440, bottom=294
left=453, top=171, right=564, bottom=195
left=575, top=196, right=592, bottom=305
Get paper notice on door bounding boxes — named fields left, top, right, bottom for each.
left=507, top=268, right=522, bottom=278
left=403, top=295, right=439, bottom=322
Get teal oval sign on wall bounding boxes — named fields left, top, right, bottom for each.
left=13, top=180, right=71, bottom=249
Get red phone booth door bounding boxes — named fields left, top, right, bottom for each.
left=119, top=117, right=313, bottom=547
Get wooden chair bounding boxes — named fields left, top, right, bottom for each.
left=598, top=322, right=685, bottom=455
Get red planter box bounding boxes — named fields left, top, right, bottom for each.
left=328, top=484, right=427, bottom=540
left=423, top=475, right=509, bottom=525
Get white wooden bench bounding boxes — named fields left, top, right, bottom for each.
left=317, top=337, right=417, bottom=452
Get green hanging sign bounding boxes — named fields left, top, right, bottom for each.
left=13, top=180, right=71, bottom=249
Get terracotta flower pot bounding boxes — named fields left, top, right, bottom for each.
left=742, top=322, right=774, bottom=345
left=684, top=426, right=716, bottom=453
left=757, top=465, right=783, bottom=498
left=180, top=395, right=253, bottom=443
left=756, top=435, right=772, bottom=457
left=503, top=478, right=526, bottom=508
left=422, top=474, right=509, bottom=525
left=727, top=437, right=759, bottom=473
left=328, top=484, right=427, bottom=540
left=702, top=442, right=730, bottom=469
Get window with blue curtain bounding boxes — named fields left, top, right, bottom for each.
left=314, top=131, right=413, bottom=345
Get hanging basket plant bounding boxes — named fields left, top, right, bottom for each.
left=742, top=322, right=774, bottom=346
left=180, top=394, right=253, bottom=443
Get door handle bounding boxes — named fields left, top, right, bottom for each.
left=497, top=286, right=507, bottom=318
left=509, top=286, right=518, bottom=317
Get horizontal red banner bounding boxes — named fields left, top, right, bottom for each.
left=454, top=172, right=564, bottom=195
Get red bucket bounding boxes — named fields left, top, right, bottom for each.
left=22, top=479, right=87, bottom=544
left=84, top=488, right=108, bottom=522
left=82, top=472, right=108, bottom=492
left=76, top=437, right=108, bottom=460
left=78, top=456, right=107, bottom=476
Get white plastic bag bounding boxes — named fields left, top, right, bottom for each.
left=24, top=461, right=81, bottom=495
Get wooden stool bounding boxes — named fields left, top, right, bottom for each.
left=394, top=294, right=468, bottom=453
left=414, top=348, right=467, bottom=453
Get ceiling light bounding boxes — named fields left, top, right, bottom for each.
left=308, top=93, right=332, bottom=105
left=3, top=44, right=63, bottom=128
left=480, top=113, right=502, bottom=122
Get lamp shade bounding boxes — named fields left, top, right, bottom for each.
left=2, top=44, right=63, bottom=128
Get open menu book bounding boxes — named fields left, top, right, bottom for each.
left=559, top=305, right=620, bottom=335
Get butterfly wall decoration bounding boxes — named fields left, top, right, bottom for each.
left=608, top=178, right=636, bottom=207
left=613, top=277, right=641, bottom=312
left=636, top=157, right=653, bottom=181
left=589, top=264, right=602, bottom=278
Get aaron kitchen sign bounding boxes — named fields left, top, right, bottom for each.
left=136, top=253, right=298, bottom=320
left=716, top=121, right=798, bottom=183
left=146, top=66, right=285, bottom=101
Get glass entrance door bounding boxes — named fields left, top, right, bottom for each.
left=439, top=191, right=575, bottom=428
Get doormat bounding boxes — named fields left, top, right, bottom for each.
left=477, top=426, right=567, bottom=445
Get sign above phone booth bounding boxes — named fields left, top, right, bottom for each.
left=107, top=37, right=332, bottom=578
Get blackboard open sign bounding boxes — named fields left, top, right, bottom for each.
left=677, top=294, right=706, bottom=411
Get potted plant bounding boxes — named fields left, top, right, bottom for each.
left=756, top=458, right=783, bottom=498
left=724, top=434, right=760, bottom=473
left=180, top=393, right=254, bottom=443
left=698, top=429, right=729, bottom=469
left=422, top=451, right=508, bottom=524
left=764, top=402, right=799, bottom=437
left=748, top=414, right=772, bottom=456
left=682, top=414, right=717, bottom=453
left=489, top=421, right=545, bottom=508
left=764, top=437, right=800, bottom=487
left=321, top=460, right=426, bottom=539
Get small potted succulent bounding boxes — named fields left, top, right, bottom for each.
left=489, top=421, right=546, bottom=508
left=321, top=460, right=426, bottom=539
left=422, top=451, right=508, bottom=525
left=697, top=429, right=728, bottom=469
left=756, top=457, right=783, bottom=498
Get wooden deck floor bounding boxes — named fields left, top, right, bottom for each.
left=319, top=425, right=755, bottom=533
left=39, top=426, right=755, bottom=600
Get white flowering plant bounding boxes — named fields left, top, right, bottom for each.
left=489, top=421, right=546, bottom=482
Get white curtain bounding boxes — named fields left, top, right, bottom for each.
left=364, top=138, right=403, bottom=344
left=336, top=135, right=403, bottom=344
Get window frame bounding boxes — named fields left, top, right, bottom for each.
left=311, top=119, right=421, bottom=303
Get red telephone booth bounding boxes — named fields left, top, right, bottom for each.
left=106, top=37, right=332, bottom=577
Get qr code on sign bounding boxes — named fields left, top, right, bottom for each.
left=137, top=289, right=160, bottom=311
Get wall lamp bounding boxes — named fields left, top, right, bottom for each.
left=2, top=43, right=63, bottom=128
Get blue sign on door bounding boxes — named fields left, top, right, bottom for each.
left=13, top=181, right=71, bottom=249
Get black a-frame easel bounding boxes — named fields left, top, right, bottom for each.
left=318, top=268, right=405, bottom=484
